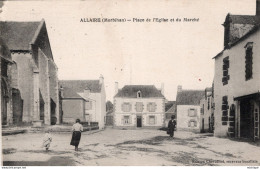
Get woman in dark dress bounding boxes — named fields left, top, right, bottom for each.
left=168, top=115, right=176, bottom=138
left=70, top=119, right=83, bottom=151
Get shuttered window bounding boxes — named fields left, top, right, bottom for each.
left=147, top=102, right=156, bottom=112
left=188, top=119, right=197, bottom=127
left=222, top=56, right=230, bottom=85
left=188, top=108, right=197, bottom=117
left=121, top=103, right=132, bottom=112
left=245, top=45, right=253, bottom=80
left=136, top=102, right=144, bottom=112
left=148, top=116, right=156, bottom=125
left=221, top=96, right=229, bottom=125
left=122, top=115, right=131, bottom=124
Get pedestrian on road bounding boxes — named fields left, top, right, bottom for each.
left=168, top=115, right=176, bottom=138
left=42, top=129, right=52, bottom=151
left=70, top=119, right=83, bottom=151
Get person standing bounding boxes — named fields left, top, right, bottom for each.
left=42, top=129, right=52, bottom=151
left=70, top=119, right=83, bottom=151
left=168, top=115, right=176, bottom=138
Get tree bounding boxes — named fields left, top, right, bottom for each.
left=106, top=101, right=113, bottom=114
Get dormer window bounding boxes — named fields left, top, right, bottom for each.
left=137, top=91, right=142, bottom=98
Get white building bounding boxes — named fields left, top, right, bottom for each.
left=213, top=2, right=260, bottom=140
left=176, top=85, right=204, bottom=131
left=113, top=83, right=166, bottom=129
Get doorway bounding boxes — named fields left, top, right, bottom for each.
left=137, top=116, right=142, bottom=127
left=240, top=99, right=254, bottom=139
left=201, top=118, right=204, bottom=132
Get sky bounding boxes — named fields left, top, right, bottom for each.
left=0, top=0, right=256, bottom=101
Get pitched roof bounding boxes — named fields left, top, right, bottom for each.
left=0, top=21, right=42, bottom=50
left=165, top=101, right=175, bottom=112
left=166, top=104, right=176, bottom=113
left=59, top=80, right=101, bottom=99
left=176, top=90, right=204, bottom=105
left=228, top=15, right=260, bottom=25
left=114, top=85, right=164, bottom=98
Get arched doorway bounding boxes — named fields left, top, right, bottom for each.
left=1, top=79, right=8, bottom=125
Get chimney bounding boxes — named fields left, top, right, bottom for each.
left=161, top=83, right=164, bottom=95
left=115, top=82, right=119, bottom=95
left=177, top=85, right=182, bottom=93
left=99, top=74, right=104, bottom=85
left=257, top=0, right=260, bottom=15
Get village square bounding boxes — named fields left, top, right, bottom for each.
left=1, top=0, right=260, bottom=166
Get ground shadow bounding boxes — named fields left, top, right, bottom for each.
left=3, top=156, right=75, bottom=166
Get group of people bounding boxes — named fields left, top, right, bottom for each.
left=42, top=119, right=83, bottom=152
left=42, top=115, right=176, bottom=151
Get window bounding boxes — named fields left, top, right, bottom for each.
left=147, top=102, right=156, bottom=112
left=122, top=116, right=131, bottom=124
left=188, top=108, right=197, bottom=117
left=137, top=91, right=142, bottom=98
left=207, top=97, right=210, bottom=110
left=122, top=103, right=131, bottom=112
left=85, top=101, right=92, bottom=110
left=245, top=42, right=253, bottom=80
left=221, top=96, right=228, bottom=125
left=222, top=56, right=230, bottom=85
left=188, top=119, right=197, bottom=127
left=136, top=102, right=144, bottom=112
left=201, top=104, right=204, bottom=115
left=149, top=116, right=156, bottom=125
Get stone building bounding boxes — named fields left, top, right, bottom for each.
left=213, top=0, right=260, bottom=140
left=59, top=75, right=106, bottom=129
left=0, top=38, right=14, bottom=125
left=0, top=19, right=60, bottom=126
left=113, top=83, right=166, bottom=129
left=176, top=85, right=204, bottom=131
left=199, top=87, right=214, bottom=133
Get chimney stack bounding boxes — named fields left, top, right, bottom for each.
left=99, top=74, right=104, bottom=85
left=115, top=82, right=119, bottom=95
left=161, top=83, right=164, bottom=95
left=257, top=0, right=260, bottom=15
left=177, top=85, right=182, bottom=93
left=60, top=85, right=64, bottom=98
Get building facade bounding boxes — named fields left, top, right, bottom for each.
left=176, top=85, right=204, bottom=131
left=59, top=75, right=106, bottom=129
left=199, top=87, right=214, bottom=133
left=0, top=20, right=60, bottom=126
left=0, top=38, right=14, bottom=125
left=213, top=2, right=260, bottom=140
left=113, top=83, right=165, bottom=129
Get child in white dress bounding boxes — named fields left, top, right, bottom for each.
left=42, top=130, right=52, bottom=151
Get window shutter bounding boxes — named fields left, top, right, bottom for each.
left=155, top=116, right=157, bottom=124
left=188, top=121, right=191, bottom=127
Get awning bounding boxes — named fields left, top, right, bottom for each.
left=234, top=92, right=260, bottom=101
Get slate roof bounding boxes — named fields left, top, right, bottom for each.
left=227, top=14, right=260, bottom=25
left=166, top=104, right=176, bottom=113
left=176, top=90, right=204, bottom=105
left=0, top=21, right=41, bottom=50
left=0, top=37, right=12, bottom=61
left=60, top=80, right=101, bottom=99
left=114, top=85, right=164, bottom=98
